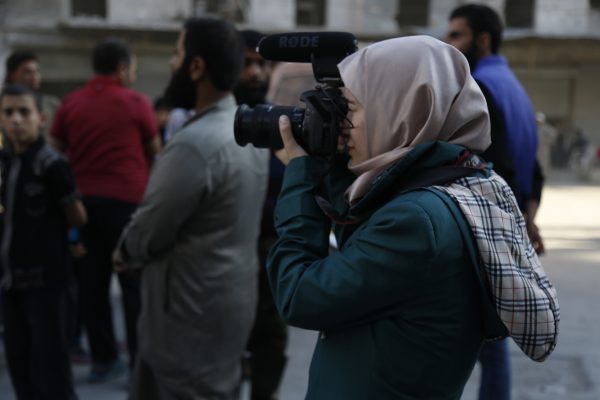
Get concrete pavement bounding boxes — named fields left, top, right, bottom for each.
left=1, top=168, right=599, bottom=399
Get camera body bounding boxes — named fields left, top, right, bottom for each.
left=234, top=32, right=358, bottom=156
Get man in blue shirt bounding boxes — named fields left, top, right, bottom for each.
left=447, top=4, right=546, bottom=400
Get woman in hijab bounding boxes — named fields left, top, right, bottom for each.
left=268, top=36, right=492, bottom=399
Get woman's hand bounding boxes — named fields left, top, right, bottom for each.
left=276, top=115, right=308, bottom=165
left=526, top=219, right=546, bottom=255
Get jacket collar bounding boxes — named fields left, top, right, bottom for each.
left=349, top=141, right=467, bottom=216
left=3, top=136, right=46, bottom=161
left=474, top=54, right=508, bottom=70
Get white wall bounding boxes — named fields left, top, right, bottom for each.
left=3, top=0, right=65, bottom=27
left=535, top=0, right=589, bottom=35
left=573, top=68, right=600, bottom=142
left=328, top=0, right=397, bottom=36
left=132, top=47, right=174, bottom=99
left=519, top=71, right=573, bottom=121
left=429, top=0, right=460, bottom=32
left=247, top=0, right=294, bottom=31
left=109, top=0, right=191, bottom=23
left=245, top=0, right=397, bottom=35
left=589, top=7, right=600, bottom=34
left=518, top=66, right=600, bottom=145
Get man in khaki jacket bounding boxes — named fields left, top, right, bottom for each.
left=114, top=18, right=269, bottom=399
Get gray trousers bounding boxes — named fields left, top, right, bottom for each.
left=129, top=357, right=241, bottom=400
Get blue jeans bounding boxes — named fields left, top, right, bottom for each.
left=478, top=339, right=511, bottom=400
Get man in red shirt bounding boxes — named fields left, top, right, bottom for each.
left=50, top=38, right=161, bottom=382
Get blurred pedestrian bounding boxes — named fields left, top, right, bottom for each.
left=3, top=50, right=61, bottom=142
left=447, top=4, right=546, bottom=399
left=114, top=18, right=269, bottom=400
left=153, top=96, right=171, bottom=145
left=234, top=29, right=288, bottom=400
left=3, top=51, right=61, bottom=138
left=0, top=84, right=86, bottom=400
left=49, top=38, right=161, bottom=382
left=535, top=112, right=557, bottom=173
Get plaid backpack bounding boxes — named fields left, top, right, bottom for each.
left=429, top=172, right=560, bottom=362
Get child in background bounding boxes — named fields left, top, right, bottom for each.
left=0, top=84, right=86, bottom=400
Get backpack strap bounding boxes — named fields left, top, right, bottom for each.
left=427, top=187, right=509, bottom=340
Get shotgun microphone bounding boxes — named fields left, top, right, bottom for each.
left=258, top=32, right=357, bottom=63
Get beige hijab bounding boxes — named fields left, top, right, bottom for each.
left=338, top=35, right=491, bottom=204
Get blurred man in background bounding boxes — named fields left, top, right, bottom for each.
left=3, top=51, right=61, bottom=141
left=115, top=19, right=269, bottom=400
left=447, top=4, right=546, bottom=400
left=50, top=38, right=161, bottom=383
left=234, top=29, right=288, bottom=400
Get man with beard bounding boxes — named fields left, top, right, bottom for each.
left=447, top=4, right=545, bottom=400
left=114, top=18, right=269, bottom=400
left=50, top=38, right=160, bottom=383
left=234, top=30, right=288, bottom=400
left=234, top=30, right=272, bottom=107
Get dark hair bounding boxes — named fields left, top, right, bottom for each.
left=153, top=96, right=170, bottom=110
left=92, top=38, right=132, bottom=75
left=450, top=4, right=503, bottom=53
left=0, top=84, right=43, bottom=112
left=5, top=51, right=38, bottom=83
left=240, top=29, right=265, bottom=51
left=183, top=17, right=245, bottom=91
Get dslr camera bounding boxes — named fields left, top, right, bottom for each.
left=234, top=32, right=358, bottom=157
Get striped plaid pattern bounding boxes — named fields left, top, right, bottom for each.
left=434, top=172, right=559, bottom=362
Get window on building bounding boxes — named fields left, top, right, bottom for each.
left=296, top=0, right=326, bottom=26
left=72, top=0, right=106, bottom=18
left=396, top=0, right=430, bottom=27
left=203, top=0, right=248, bottom=22
left=504, top=0, right=535, bottom=28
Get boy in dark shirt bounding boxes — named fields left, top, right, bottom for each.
left=0, top=84, right=86, bottom=400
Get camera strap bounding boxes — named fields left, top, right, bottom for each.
left=180, top=103, right=220, bottom=130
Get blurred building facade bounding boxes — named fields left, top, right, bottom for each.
left=1, top=0, right=599, bottom=145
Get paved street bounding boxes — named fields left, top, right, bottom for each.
left=1, top=169, right=599, bottom=399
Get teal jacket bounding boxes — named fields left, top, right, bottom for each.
left=267, top=142, right=485, bottom=399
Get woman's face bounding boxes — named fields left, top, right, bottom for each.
left=341, top=87, right=368, bottom=165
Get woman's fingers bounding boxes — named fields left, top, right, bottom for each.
left=279, top=115, right=294, bottom=146
left=279, top=115, right=308, bottom=161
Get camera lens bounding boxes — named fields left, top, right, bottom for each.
left=234, top=104, right=304, bottom=149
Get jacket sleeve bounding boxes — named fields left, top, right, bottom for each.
left=267, top=156, right=438, bottom=331
left=45, top=158, right=80, bottom=207
left=120, top=142, right=209, bottom=265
